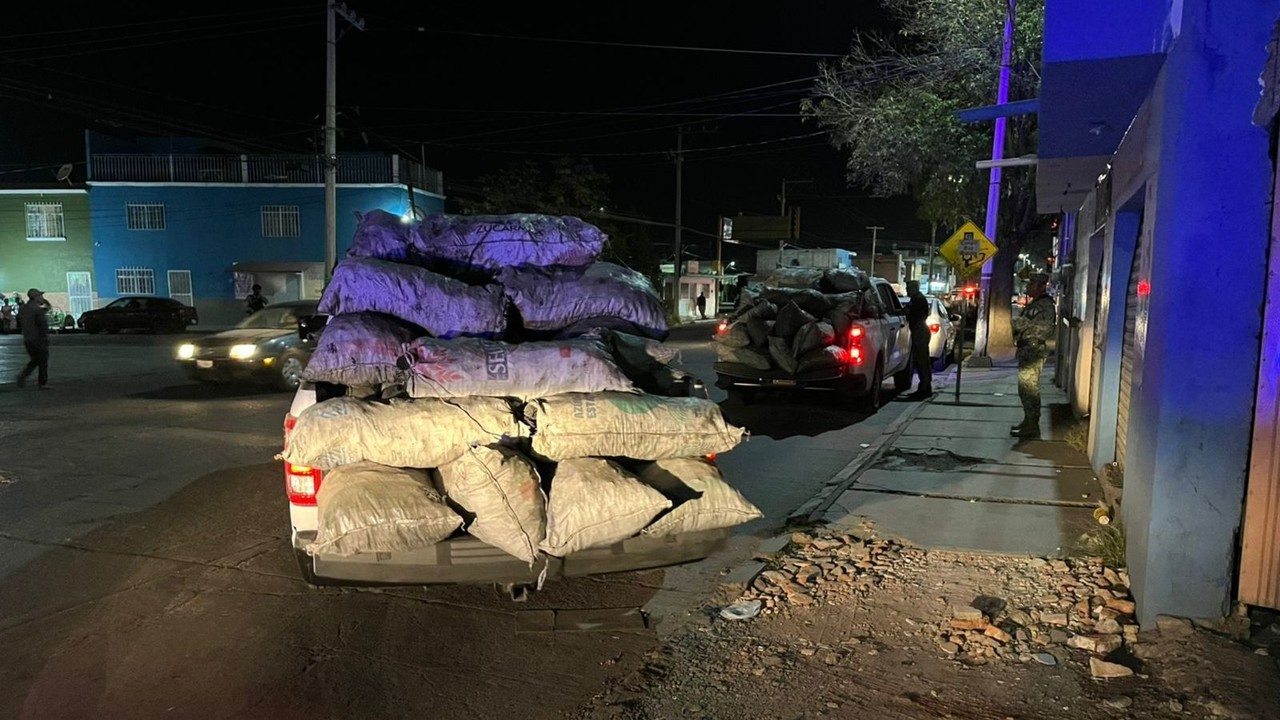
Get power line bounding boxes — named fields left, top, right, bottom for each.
left=2, top=18, right=323, bottom=63
left=0, top=5, right=315, bottom=41
left=368, top=19, right=845, bottom=57
left=421, top=131, right=826, bottom=158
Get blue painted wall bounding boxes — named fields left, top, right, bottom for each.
left=88, top=184, right=443, bottom=303
left=1090, top=0, right=1280, bottom=624
left=1043, top=0, right=1173, bottom=63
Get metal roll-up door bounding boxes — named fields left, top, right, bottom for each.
left=1115, top=240, right=1142, bottom=470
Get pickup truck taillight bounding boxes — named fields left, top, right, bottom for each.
left=929, top=323, right=941, bottom=333
left=847, top=325, right=867, bottom=366
left=717, top=321, right=728, bottom=333
left=283, top=414, right=323, bottom=506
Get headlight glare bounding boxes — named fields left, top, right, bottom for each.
left=229, top=344, right=258, bottom=360
left=177, top=344, right=196, bottom=360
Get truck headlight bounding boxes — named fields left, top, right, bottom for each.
left=177, top=344, right=196, bottom=360
left=229, top=344, right=258, bottom=360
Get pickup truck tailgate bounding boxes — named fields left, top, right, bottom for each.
left=300, top=528, right=731, bottom=585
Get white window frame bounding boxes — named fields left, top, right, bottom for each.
left=26, top=202, right=65, bottom=241
left=167, top=270, right=194, bottom=307
left=116, top=267, right=156, bottom=295
left=261, top=205, right=301, bottom=237
left=126, top=203, right=166, bottom=231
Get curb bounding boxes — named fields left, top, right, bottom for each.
left=786, top=396, right=933, bottom=525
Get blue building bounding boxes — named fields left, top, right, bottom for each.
left=1041, top=1, right=1280, bottom=621
left=85, top=132, right=444, bottom=326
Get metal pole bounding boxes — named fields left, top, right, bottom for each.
left=673, top=127, right=684, bottom=317
left=779, top=177, right=787, bottom=216
left=324, top=1, right=337, bottom=280
left=927, top=221, right=937, bottom=291
left=973, top=0, right=1016, bottom=358
left=866, top=225, right=883, bottom=278
left=955, top=307, right=965, bottom=403
left=716, top=215, right=725, bottom=308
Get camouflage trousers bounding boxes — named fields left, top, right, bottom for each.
left=1017, top=348, right=1047, bottom=423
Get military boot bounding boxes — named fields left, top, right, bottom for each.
left=1010, top=420, right=1040, bottom=438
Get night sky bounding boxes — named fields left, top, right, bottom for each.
left=1, top=1, right=934, bottom=264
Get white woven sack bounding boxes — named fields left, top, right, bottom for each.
left=540, top=458, right=671, bottom=556
left=436, top=445, right=546, bottom=565
left=305, top=462, right=462, bottom=557
left=638, top=458, right=763, bottom=536
left=527, top=392, right=746, bottom=462
left=282, top=396, right=522, bottom=470
left=403, top=337, right=636, bottom=400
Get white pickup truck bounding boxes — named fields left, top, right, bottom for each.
left=282, top=364, right=730, bottom=595
left=714, top=276, right=913, bottom=411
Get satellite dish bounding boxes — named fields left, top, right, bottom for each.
left=55, top=164, right=73, bottom=184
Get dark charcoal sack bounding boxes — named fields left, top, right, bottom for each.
left=714, top=321, right=751, bottom=348
left=302, top=312, right=421, bottom=386
left=792, top=321, right=835, bottom=358
left=771, top=302, right=816, bottom=342
left=731, top=298, right=777, bottom=324
left=318, top=256, right=507, bottom=338
left=715, top=344, right=772, bottom=370
left=745, top=317, right=771, bottom=348
left=497, top=262, right=668, bottom=340
left=764, top=267, right=824, bottom=289
left=416, top=213, right=605, bottom=271
left=767, top=336, right=799, bottom=374
left=821, top=267, right=870, bottom=293
left=346, top=209, right=417, bottom=264
left=761, top=287, right=833, bottom=317
left=797, top=345, right=844, bottom=374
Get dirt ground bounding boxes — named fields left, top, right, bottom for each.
left=574, top=527, right=1280, bottom=720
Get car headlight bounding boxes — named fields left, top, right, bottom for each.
left=229, top=344, right=258, bottom=360
left=177, top=343, right=196, bottom=360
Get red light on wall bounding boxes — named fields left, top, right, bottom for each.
left=1137, top=279, right=1151, bottom=297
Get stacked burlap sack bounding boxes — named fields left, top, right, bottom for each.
left=714, top=266, right=885, bottom=375
left=283, top=210, right=760, bottom=565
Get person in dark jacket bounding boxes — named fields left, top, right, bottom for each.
left=696, top=292, right=707, bottom=320
left=245, top=284, right=268, bottom=314
left=905, top=280, right=932, bottom=399
left=1011, top=273, right=1057, bottom=437
left=16, top=288, right=51, bottom=389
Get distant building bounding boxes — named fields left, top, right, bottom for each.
left=85, top=131, right=444, bottom=326
left=0, top=184, right=95, bottom=320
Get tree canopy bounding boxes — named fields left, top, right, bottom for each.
left=803, top=0, right=1047, bottom=353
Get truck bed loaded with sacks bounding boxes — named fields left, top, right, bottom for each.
left=280, top=210, right=761, bottom=591
left=713, top=267, right=913, bottom=411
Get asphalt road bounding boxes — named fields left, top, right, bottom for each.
left=0, top=325, right=913, bottom=719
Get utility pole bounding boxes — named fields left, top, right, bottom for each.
left=325, top=1, right=365, bottom=281
left=672, top=126, right=684, bottom=317
left=927, top=221, right=938, bottom=291
left=866, top=225, right=884, bottom=278
left=779, top=178, right=813, bottom=216
left=972, top=0, right=1015, bottom=360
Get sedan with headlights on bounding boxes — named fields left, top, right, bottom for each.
left=177, top=301, right=320, bottom=390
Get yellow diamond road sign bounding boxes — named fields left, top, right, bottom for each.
left=939, top=221, right=998, bottom=276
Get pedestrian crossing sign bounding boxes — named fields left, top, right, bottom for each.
left=939, top=221, right=998, bottom=276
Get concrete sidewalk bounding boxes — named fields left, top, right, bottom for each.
left=810, top=362, right=1105, bottom=557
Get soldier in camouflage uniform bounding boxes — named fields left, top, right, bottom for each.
left=1011, top=273, right=1056, bottom=438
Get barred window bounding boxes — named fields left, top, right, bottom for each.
left=126, top=203, right=166, bottom=230
left=26, top=202, right=65, bottom=240
left=116, top=267, right=156, bottom=295
left=261, top=205, right=301, bottom=237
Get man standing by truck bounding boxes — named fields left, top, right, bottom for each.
left=1011, top=273, right=1056, bottom=437
left=905, top=280, right=932, bottom=399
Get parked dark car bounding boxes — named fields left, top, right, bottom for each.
left=177, top=301, right=320, bottom=390
left=79, top=296, right=199, bottom=334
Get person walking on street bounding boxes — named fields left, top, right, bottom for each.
left=1011, top=273, right=1056, bottom=437
left=245, top=284, right=268, bottom=315
left=696, top=291, right=708, bottom=320
left=16, top=288, right=51, bottom=389
left=904, top=280, right=932, bottom=399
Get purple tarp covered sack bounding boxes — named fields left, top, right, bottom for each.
left=415, top=213, right=606, bottom=270
left=497, top=262, right=668, bottom=340
left=346, top=210, right=417, bottom=264
left=318, top=256, right=507, bottom=338
left=302, top=312, right=420, bottom=387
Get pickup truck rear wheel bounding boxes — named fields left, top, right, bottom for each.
left=858, top=363, right=884, bottom=413
left=293, top=547, right=339, bottom=587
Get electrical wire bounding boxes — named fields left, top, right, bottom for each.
left=1, top=19, right=323, bottom=63
left=0, top=5, right=315, bottom=42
